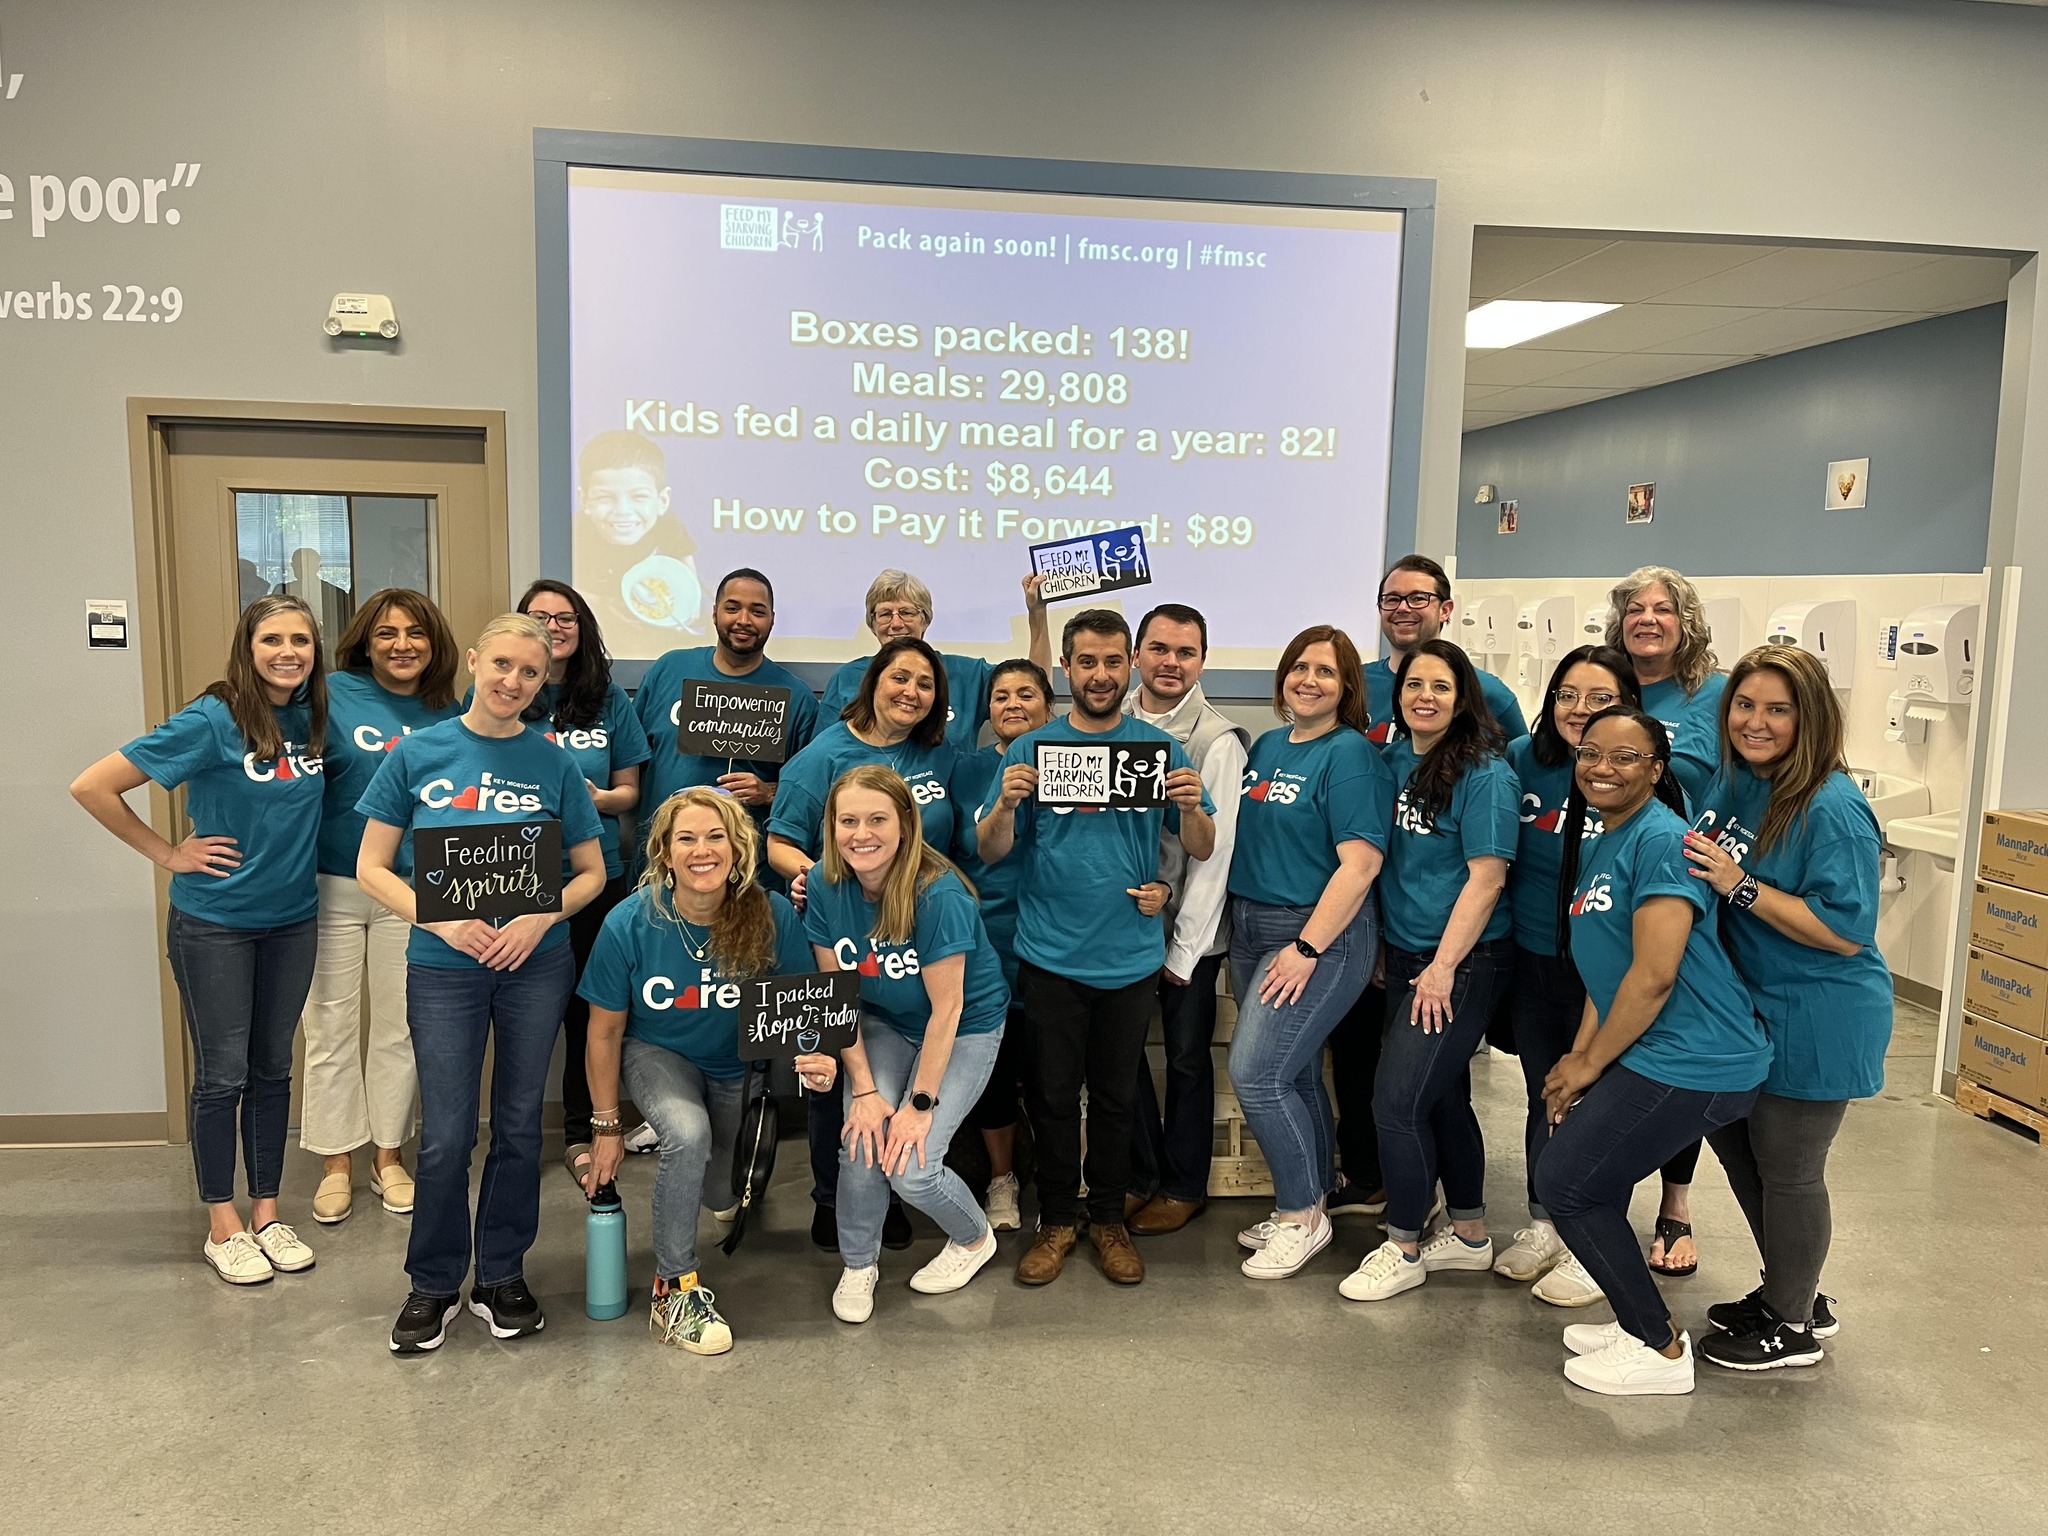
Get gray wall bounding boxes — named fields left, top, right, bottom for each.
left=6, top=0, right=2048, bottom=1118
left=1456, top=305, right=2004, bottom=577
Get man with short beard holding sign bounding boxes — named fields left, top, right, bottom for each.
left=978, top=609, right=1214, bottom=1287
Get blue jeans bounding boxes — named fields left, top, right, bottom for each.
left=405, top=944, right=575, bottom=1296
left=1228, top=899, right=1377, bottom=1211
left=165, top=907, right=318, bottom=1205
left=620, top=1037, right=746, bottom=1282
left=1130, top=951, right=1223, bottom=1203
left=1538, top=1065, right=1760, bottom=1349
left=1372, top=939, right=1510, bottom=1241
left=837, top=1017, right=1001, bottom=1267
left=1509, top=946, right=1586, bottom=1222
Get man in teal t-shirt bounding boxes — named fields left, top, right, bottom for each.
left=1363, top=554, right=1527, bottom=746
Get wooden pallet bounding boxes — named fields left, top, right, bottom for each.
left=1956, top=1078, right=2048, bottom=1141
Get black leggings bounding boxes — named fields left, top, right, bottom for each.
left=562, top=873, right=632, bottom=1144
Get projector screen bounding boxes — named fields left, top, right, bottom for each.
left=558, top=161, right=1409, bottom=672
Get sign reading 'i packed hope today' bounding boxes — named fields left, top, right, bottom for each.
left=413, top=820, right=563, bottom=923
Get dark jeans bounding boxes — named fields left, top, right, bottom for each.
left=1372, top=939, right=1511, bottom=1241
left=562, top=873, right=631, bottom=1143
left=165, top=908, right=318, bottom=1205
left=1018, top=960, right=1158, bottom=1227
left=1129, top=951, right=1223, bottom=1204
left=1538, top=1065, right=1760, bottom=1349
left=1663, top=1140, right=1703, bottom=1186
left=964, top=1005, right=1028, bottom=1133
left=1708, top=1093, right=1850, bottom=1324
left=1510, top=946, right=1585, bottom=1221
left=1329, top=979, right=1387, bottom=1193
left=405, top=943, right=575, bottom=1296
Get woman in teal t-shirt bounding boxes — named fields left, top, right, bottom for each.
left=71, top=595, right=329, bottom=1286
left=302, top=587, right=462, bottom=1225
left=1686, top=645, right=1891, bottom=1372
left=1535, top=706, right=1769, bottom=1398
left=1341, top=639, right=1518, bottom=1305
left=804, top=764, right=1008, bottom=1326
left=578, top=787, right=833, bottom=1356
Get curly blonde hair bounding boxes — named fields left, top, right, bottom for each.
left=637, top=787, right=780, bottom=977
left=1605, top=566, right=1718, bottom=695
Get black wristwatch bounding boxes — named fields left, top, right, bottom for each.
left=1728, top=873, right=1760, bottom=911
left=910, top=1090, right=939, bottom=1113
left=1294, top=938, right=1322, bottom=960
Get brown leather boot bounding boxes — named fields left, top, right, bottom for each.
left=1016, top=1225, right=1076, bottom=1286
left=1128, top=1194, right=1206, bottom=1236
left=1092, top=1222, right=1145, bottom=1285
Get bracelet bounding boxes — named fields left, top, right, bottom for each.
left=591, top=1125, right=624, bottom=1139
left=853, top=1090, right=879, bottom=1101
left=590, top=1107, right=620, bottom=1117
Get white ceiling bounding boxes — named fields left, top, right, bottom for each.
left=1463, top=233, right=2011, bottom=432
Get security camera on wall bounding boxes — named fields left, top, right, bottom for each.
left=325, top=293, right=399, bottom=340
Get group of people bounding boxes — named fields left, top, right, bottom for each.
left=71, top=550, right=1893, bottom=1398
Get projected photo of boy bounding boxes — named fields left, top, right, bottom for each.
left=574, top=429, right=705, bottom=648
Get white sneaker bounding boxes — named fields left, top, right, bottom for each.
left=1494, top=1220, right=1566, bottom=1281
left=623, top=1121, right=660, bottom=1154
left=1564, top=1320, right=1627, bottom=1356
left=984, top=1173, right=1022, bottom=1232
left=1533, top=1251, right=1606, bottom=1308
left=251, top=1221, right=315, bottom=1273
left=909, top=1226, right=999, bottom=1294
left=1337, top=1240, right=1427, bottom=1302
left=832, top=1264, right=880, bottom=1324
left=1377, top=1187, right=1446, bottom=1232
left=712, top=1202, right=741, bottom=1224
left=1241, top=1212, right=1333, bottom=1280
left=1238, top=1211, right=1283, bottom=1251
left=203, top=1230, right=275, bottom=1286
left=1419, top=1227, right=1494, bottom=1272
left=1564, top=1330, right=1695, bottom=1396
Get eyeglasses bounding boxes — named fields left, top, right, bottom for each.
left=1573, top=746, right=1651, bottom=769
left=1555, top=689, right=1620, bottom=710
left=1377, top=592, right=1441, bottom=611
left=530, top=612, right=579, bottom=629
left=871, top=605, right=926, bottom=624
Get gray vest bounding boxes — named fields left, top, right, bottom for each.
left=1126, top=682, right=1250, bottom=944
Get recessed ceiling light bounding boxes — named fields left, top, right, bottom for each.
left=1466, top=299, right=1620, bottom=350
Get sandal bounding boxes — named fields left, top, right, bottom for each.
left=564, top=1141, right=593, bottom=1182
left=1647, top=1216, right=1698, bottom=1277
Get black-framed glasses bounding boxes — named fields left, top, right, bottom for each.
left=1376, top=592, right=1440, bottom=611
left=1573, top=746, right=1651, bottom=769
left=530, top=611, right=579, bottom=629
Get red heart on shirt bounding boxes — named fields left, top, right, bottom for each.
left=857, top=952, right=881, bottom=977
left=1247, top=781, right=1270, bottom=800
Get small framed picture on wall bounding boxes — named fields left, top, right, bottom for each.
left=1827, top=458, right=1869, bottom=511
left=1497, top=500, right=1518, bottom=535
left=1626, top=482, right=1655, bottom=525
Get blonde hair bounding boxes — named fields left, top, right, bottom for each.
left=637, top=788, right=780, bottom=977
left=865, top=569, right=934, bottom=631
left=472, top=611, right=554, bottom=660
left=1721, top=645, right=1849, bottom=855
left=1605, top=566, right=1718, bottom=695
left=817, top=764, right=973, bottom=945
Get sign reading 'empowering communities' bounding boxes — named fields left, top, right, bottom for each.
left=675, top=680, right=793, bottom=763
left=1033, top=741, right=1170, bottom=808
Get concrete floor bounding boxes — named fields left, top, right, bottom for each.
left=3, top=1002, right=2044, bottom=1534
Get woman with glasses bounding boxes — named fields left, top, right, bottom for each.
left=1534, top=705, right=1768, bottom=1396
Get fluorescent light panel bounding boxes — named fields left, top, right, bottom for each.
left=1466, top=299, right=1620, bottom=350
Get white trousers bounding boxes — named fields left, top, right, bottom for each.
left=298, top=872, right=417, bottom=1154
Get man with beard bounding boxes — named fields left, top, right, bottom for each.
left=1363, top=555, right=1527, bottom=747
left=978, top=610, right=1215, bottom=1287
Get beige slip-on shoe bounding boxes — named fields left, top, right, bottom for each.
left=371, top=1162, right=415, bottom=1215
left=312, top=1170, right=353, bottom=1224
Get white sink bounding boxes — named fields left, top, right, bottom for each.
left=1887, top=808, right=1962, bottom=867
left=1849, top=769, right=1931, bottom=846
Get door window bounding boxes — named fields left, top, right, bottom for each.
left=234, top=491, right=438, bottom=640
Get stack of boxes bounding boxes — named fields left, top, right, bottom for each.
left=1959, top=810, right=2048, bottom=1111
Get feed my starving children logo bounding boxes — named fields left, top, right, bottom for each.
left=721, top=204, right=826, bottom=252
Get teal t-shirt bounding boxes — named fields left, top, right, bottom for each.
left=802, top=866, right=1009, bottom=1046
left=577, top=887, right=812, bottom=1077
left=822, top=651, right=993, bottom=751
left=532, top=681, right=652, bottom=880
left=123, top=693, right=324, bottom=928
left=1698, top=764, right=1892, bottom=1100
left=1379, top=738, right=1519, bottom=953
left=1504, top=735, right=1606, bottom=958
left=1567, top=797, right=1771, bottom=1094
left=319, top=671, right=463, bottom=879
left=633, top=645, right=821, bottom=811
left=949, top=744, right=1023, bottom=988
left=1639, top=673, right=1727, bottom=813
left=1229, top=726, right=1394, bottom=909
left=356, top=717, right=606, bottom=969
left=765, top=720, right=958, bottom=860
left=995, top=714, right=1211, bottom=990
left=1365, top=656, right=1528, bottom=749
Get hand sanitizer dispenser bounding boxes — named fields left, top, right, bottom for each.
left=1764, top=599, right=1855, bottom=689
left=1514, top=596, right=1576, bottom=691
left=1898, top=602, right=1978, bottom=703
left=1458, top=595, right=1513, bottom=667
left=1704, top=596, right=1743, bottom=662
left=1582, top=603, right=1613, bottom=643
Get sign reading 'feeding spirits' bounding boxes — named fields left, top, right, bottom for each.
left=1028, top=525, right=1153, bottom=604
left=739, top=972, right=863, bottom=1061
left=414, top=820, right=562, bottom=923
left=675, top=679, right=793, bottom=763
left=1033, top=740, right=1170, bottom=808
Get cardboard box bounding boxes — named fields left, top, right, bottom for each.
left=1969, top=880, right=2048, bottom=970
left=1962, top=947, right=2048, bottom=1039
left=1956, top=1014, right=2047, bottom=1111
left=1979, top=810, right=2048, bottom=897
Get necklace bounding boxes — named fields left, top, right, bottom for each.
left=674, top=916, right=711, bottom=962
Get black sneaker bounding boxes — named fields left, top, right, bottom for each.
left=1811, top=1291, right=1840, bottom=1340
left=811, top=1202, right=837, bottom=1251
left=1699, top=1317, right=1824, bottom=1371
left=882, top=1199, right=913, bottom=1250
left=1707, top=1281, right=1771, bottom=1336
left=1326, top=1180, right=1387, bottom=1218
left=390, top=1291, right=460, bottom=1355
left=468, top=1278, right=546, bottom=1339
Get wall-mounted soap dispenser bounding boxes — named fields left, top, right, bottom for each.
left=1764, top=599, right=1856, bottom=690
left=1514, top=596, right=1576, bottom=691
left=1886, top=601, right=1979, bottom=743
left=1458, top=594, right=1514, bottom=670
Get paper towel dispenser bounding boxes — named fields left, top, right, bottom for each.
left=1764, top=599, right=1855, bottom=689
left=1898, top=602, right=1978, bottom=704
left=1704, top=596, right=1743, bottom=662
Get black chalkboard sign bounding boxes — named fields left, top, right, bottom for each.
left=675, top=679, right=792, bottom=764
left=1033, top=740, right=1170, bottom=808
left=414, top=820, right=563, bottom=923
left=738, top=972, right=862, bottom=1062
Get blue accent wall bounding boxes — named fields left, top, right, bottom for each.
left=1457, top=304, right=2002, bottom=577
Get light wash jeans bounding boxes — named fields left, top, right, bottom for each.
left=620, top=1037, right=747, bottom=1281
left=836, top=1015, right=1001, bottom=1268
left=300, top=872, right=417, bottom=1155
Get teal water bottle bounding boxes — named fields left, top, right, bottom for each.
left=586, top=1181, right=628, bottom=1321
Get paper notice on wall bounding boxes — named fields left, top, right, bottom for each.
left=86, top=598, right=129, bottom=648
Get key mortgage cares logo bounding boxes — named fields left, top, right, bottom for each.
left=721, top=204, right=827, bottom=252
